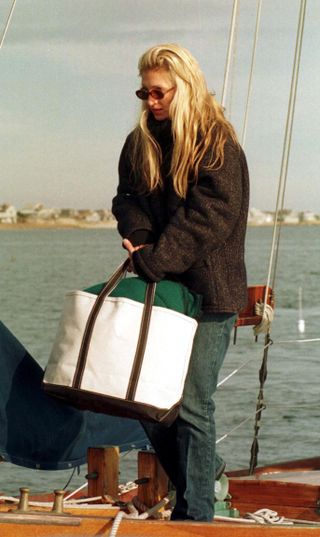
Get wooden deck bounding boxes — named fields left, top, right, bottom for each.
left=0, top=510, right=320, bottom=537
left=1, top=453, right=320, bottom=536
left=228, top=457, right=320, bottom=523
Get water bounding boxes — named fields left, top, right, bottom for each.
left=0, top=226, right=319, bottom=495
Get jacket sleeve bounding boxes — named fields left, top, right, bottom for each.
left=133, top=142, right=247, bottom=281
left=112, top=136, right=155, bottom=246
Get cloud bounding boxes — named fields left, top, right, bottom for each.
left=0, top=105, right=35, bottom=136
left=3, top=0, right=227, bottom=45
left=1, top=0, right=319, bottom=212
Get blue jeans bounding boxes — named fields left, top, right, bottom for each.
left=141, top=312, right=236, bottom=521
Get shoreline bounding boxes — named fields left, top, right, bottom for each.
left=0, top=221, right=118, bottom=230
left=0, top=221, right=319, bottom=231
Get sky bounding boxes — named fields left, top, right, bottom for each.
left=0, top=0, right=319, bottom=212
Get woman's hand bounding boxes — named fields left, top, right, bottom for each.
left=122, top=239, right=145, bottom=272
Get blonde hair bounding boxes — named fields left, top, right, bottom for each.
left=131, top=43, right=238, bottom=198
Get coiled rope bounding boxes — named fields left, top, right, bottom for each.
left=108, top=496, right=171, bottom=537
left=246, top=508, right=292, bottom=525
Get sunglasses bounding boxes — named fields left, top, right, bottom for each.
left=135, top=87, right=175, bottom=100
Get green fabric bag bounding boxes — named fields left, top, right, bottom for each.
left=84, top=277, right=202, bottom=319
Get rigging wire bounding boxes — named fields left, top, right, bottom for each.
left=248, top=0, right=307, bottom=475
left=276, top=337, right=320, bottom=344
left=218, top=332, right=319, bottom=391
left=215, top=0, right=313, bottom=467
left=264, top=401, right=320, bottom=410
left=216, top=406, right=266, bottom=445
left=217, top=356, right=255, bottom=388
left=241, top=0, right=262, bottom=147
left=221, top=0, right=239, bottom=110
left=226, top=7, right=239, bottom=120
left=263, top=0, right=307, bottom=307
left=0, top=0, right=17, bottom=50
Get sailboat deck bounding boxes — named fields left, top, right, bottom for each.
left=232, top=470, right=320, bottom=485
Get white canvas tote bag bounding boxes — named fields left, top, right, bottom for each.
left=43, top=260, right=198, bottom=425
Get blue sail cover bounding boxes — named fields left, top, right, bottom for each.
left=0, top=321, right=148, bottom=470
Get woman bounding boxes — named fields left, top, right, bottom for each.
left=112, top=43, right=249, bottom=521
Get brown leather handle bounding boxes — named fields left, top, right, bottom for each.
left=126, top=281, right=156, bottom=400
left=73, top=259, right=156, bottom=393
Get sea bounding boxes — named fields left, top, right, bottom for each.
left=0, top=226, right=319, bottom=496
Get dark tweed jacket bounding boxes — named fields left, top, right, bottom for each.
left=112, top=118, right=249, bottom=314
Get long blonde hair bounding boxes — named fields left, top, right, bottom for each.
left=131, top=43, right=238, bottom=198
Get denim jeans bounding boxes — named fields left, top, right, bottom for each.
left=141, top=312, right=236, bottom=521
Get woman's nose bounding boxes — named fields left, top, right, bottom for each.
left=147, top=94, right=158, bottom=105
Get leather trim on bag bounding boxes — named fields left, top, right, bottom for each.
left=73, top=259, right=130, bottom=388
left=43, top=382, right=181, bottom=426
left=125, top=282, right=156, bottom=400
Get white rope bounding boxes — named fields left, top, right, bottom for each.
left=0, top=0, right=17, bottom=50
left=64, top=482, right=87, bottom=501
left=136, top=496, right=171, bottom=520
left=253, top=303, right=274, bottom=335
left=118, top=481, right=138, bottom=494
left=246, top=508, right=293, bottom=525
left=108, top=510, right=125, bottom=537
left=107, top=502, right=147, bottom=537
left=108, top=494, right=171, bottom=537
left=64, top=478, right=136, bottom=503
left=0, top=495, right=116, bottom=509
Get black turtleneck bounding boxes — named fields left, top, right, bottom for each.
left=147, top=114, right=173, bottom=147
left=147, top=114, right=174, bottom=188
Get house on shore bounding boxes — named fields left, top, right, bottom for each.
left=281, top=210, right=300, bottom=225
left=0, top=204, right=17, bottom=224
left=18, top=203, right=60, bottom=222
left=248, top=208, right=274, bottom=226
left=301, top=211, right=319, bottom=224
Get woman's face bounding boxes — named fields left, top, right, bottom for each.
left=141, top=68, right=175, bottom=121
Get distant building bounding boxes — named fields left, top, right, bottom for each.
left=37, top=207, right=61, bottom=219
left=76, top=209, right=97, bottom=221
left=248, top=208, right=274, bottom=225
left=18, top=203, right=60, bottom=221
left=281, top=210, right=300, bottom=225
left=301, top=211, right=318, bottom=224
left=60, top=208, right=79, bottom=218
left=0, top=204, right=17, bottom=224
left=84, top=211, right=101, bottom=223
left=18, top=203, right=44, bottom=220
left=9, top=202, right=317, bottom=228
left=97, top=209, right=116, bottom=222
